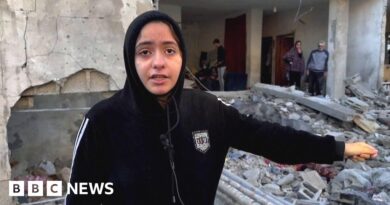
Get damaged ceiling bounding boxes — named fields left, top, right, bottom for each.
left=163, top=0, right=390, bottom=22
left=162, top=0, right=329, bottom=22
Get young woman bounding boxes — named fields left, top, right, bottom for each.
left=66, top=11, right=377, bottom=205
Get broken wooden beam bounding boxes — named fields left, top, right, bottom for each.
left=353, top=114, right=380, bottom=133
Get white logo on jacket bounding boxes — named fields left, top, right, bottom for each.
left=192, top=130, right=210, bottom=153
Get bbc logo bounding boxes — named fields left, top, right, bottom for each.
left=9, top=181, right=63, bottom=196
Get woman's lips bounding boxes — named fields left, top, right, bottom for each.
left=150, top=74, right=168, bottom=84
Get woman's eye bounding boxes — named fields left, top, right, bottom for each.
left=139, top=50, right=151, bottom=56
left=166, top=48, right=176, bottom=55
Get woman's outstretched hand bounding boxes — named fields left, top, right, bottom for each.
left=344, top=142, right=378, bottom=162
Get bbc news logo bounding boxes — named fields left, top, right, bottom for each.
left=9, top=181, right=114, bottom=196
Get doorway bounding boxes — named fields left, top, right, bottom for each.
left=275, top=34, right=294, bottom=86
left=261, top=37, right=272, bottom=84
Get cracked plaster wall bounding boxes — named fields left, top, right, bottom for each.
left=0, top=0, right=152, bottom=203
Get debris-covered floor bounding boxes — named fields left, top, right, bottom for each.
left=215, top=80, right=390, bottom=205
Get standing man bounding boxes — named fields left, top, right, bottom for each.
left=213, top=38, right=226, bottom=91
left=306, top=40, right=329, bottom=96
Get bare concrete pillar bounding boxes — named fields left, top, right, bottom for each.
left=347, top=0, right=387, bottom=89
left=327, top=0, right=349, bottom=99
left=246, top=8, right=263, bottom=88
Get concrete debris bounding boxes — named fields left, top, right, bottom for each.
left=296, top=163, right=339, bottom=180
left=353, top=114, right=380, bottom=133
left=243, top=168, right=261, bottom=186
left=300, top=96, right=356, bottom=122
left=345, top=74, right=376, bottom=100
left=11, top=160, right=70, bottom=204
left=331, top=169, right=371, bottom=190
left=277, top=173, right=295, bottom=186
left=372, top=191, right=390, bottom=204
left=288, top=113, right=301, bottom=120
left=347, top=83, right=376, bottom=100
left=302, top=115, right=311, bottom=122
left=298, top=181, right=322, bottom=201
left=299, top=170, right=327, bottom=190
left=38, top=160, right=57, bottom=176
left=378, top=117, right=390, bottom=127
left=253, top=83, right=356, bottom=122
left=369, top=109, right=390, bottom=126
left=213, top=83, right=390, bottom=204
left=329, top=190, right=387, bottom=205
left=261, top=183, right=284, bottom=196
left=341, top=97, right=370, bottom=112
left=286, top=102, right=294, bottom=107
left=375, top=133, right=390, bottom=149
left=344, top=73, right=362, bottom=86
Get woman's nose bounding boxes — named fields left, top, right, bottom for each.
left=152, top=51, right=165, bottom=69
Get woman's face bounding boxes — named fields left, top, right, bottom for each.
left=135, top=22, right=182, bottom=96
left=296, top=42, right=301, bottom=49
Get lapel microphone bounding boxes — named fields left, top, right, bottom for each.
left=160, top=134, right=173, bottom=151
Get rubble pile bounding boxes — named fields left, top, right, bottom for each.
left=216, top=80, right=390, bottom=205
left=11, top=159, right=69, bottom=204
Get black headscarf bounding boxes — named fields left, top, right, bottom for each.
left=122, top=10, right=187, bottom=114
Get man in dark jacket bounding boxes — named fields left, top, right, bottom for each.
left=212, top=38, right=226, bottom=91
left=66, top=11, right=377, bottom=205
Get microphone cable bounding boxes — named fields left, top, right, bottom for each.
left=160, top=97, right=185, bottom=205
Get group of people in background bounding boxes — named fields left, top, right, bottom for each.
left=283, top=40, right=329, bottom=96
left=197, top=38, right=329, bottom=96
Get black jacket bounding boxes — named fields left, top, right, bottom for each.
left=66, top=11, right=344, bottom=205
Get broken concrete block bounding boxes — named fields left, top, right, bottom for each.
left=297, top=182, right=321, bottom=201
left=344, top=73, right=362, bottom=86
left=261, top=183, right=284, bottom=196
left=286, top=102, right=294, bottom=107
left=253, top=83, right=356, bottom=122
left=252, top=83, right=305, bottom=101
left=332, top=190, right=383, bottom=205
left=347, top=83, right=376, bottom=100
left=277, top=173, right=295, bottom=186
left=341, top=97, right=369, bottom=112
left=353, top=114, right=380, bottom=133
left=299, top=171, right=327, bottom=190
left=38, top=160, right=56, bottom=176
left=376, top=135, right=390, bottom=149
left=372, top=191, right=390, bottom=204
left=242, top=168, right=260, bottom=186
left=333, top=169, right=371, bottom=190
left=344, top=74, right=376, bottom=101
left=302, top=115, right=311, bottom=122
left=288, top=113, right=301, bottom=120
left=378, top=117, right=390, bottom=126
left=301, top=97, right=356, bottom=122
left=370, top=168, right=390, bottom=190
